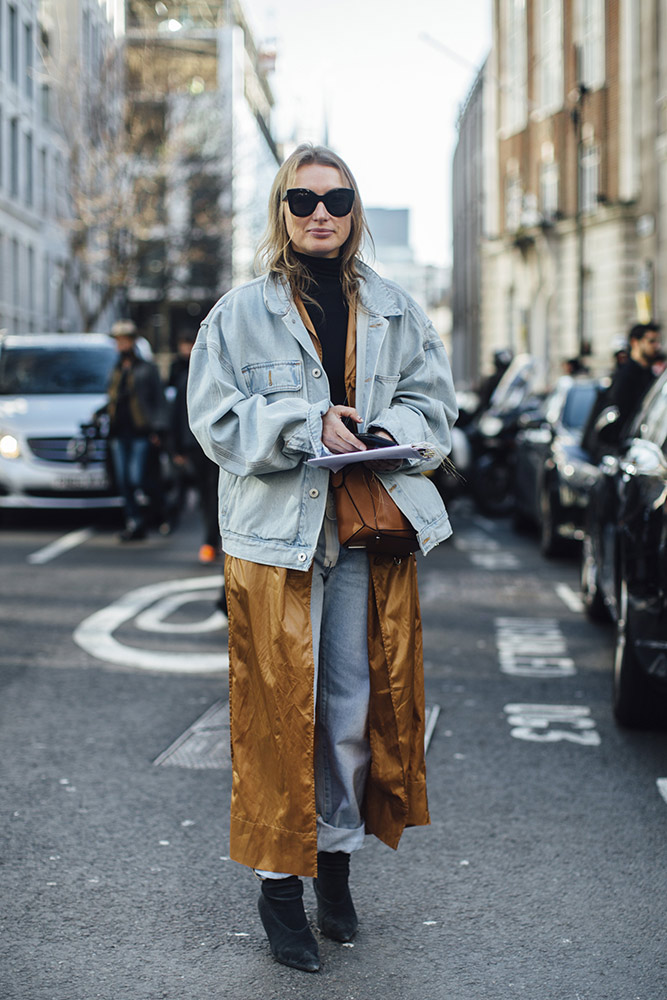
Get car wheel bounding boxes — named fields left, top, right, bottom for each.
left=580, top=532, right=611, bottom=622
left=613, top=579, right=659, bottom=728
left=539, top=483, right=563, bottom=558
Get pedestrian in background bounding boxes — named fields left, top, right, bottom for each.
left=188, top=143, right=457, bottom=972
left=606, top=322, right=661, bottom=435
left=169, top=328, right=221, bottom=563
left=106, top=320, right=167, bottom=542
left=582, top=322, right=662, bottom=459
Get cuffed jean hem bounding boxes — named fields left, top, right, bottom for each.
left=316, top=816, right=366, bottom=854
left=254, top=818, right=365, bottom=878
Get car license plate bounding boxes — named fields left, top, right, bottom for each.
left=54, top=468, right=109, bottom=490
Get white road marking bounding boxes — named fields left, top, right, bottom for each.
left=73, top=575, right=227, bottom=673
left=657, top=779, right=667, bottom=805
left=424, top=704, right=440, bottom=752
left=454, top=531, right=520, bottom=569
left=504, top=704, right=601, bottom=746
left=471, top=515, right=496, bottom=533
left=495, top=617, right=576, bottom=677
left=134, top=591, right=226, bottom=633
left=27, top=528, right=94, bottom=565
left=555, top=583, right=584, bottom=613
left=469, top=552, right=520, bottom=569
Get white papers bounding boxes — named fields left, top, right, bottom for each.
left=307, top=442, right=437, bottom=473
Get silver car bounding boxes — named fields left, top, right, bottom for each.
left=0, top=332, right=122, bottom=510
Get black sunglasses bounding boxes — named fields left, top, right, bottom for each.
left=282, top=187, right=355, bottom=218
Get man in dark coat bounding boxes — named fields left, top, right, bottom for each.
left=606, top=323, right=662, bottom=435
left=582, top=322, right=661, bottom=460
left=107, top=320, right=168, bottom=541
left=169, top=329, right=221, bottom=563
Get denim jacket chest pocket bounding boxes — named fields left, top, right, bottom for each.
left=242, top=360, right=303, bottom=396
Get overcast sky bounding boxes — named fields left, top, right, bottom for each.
left=242, top=0, right=492, bottom=268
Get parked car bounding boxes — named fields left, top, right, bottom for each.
left=513, top=375, right=602, bottom=556
left=0, top=332, right=121, bottom=513
left=579, top=367, right=667, bottom=728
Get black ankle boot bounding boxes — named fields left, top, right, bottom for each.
left=313, top=851, right=358, bottom=942
left=258, top=876, right=320, bottom=972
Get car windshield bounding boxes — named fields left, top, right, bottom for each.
left=561, top=382, right=598, bottom=430
left=0, top=345, right=116, bottom=395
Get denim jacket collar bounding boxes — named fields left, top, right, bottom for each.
left=262, top=260, right=405, bottom=319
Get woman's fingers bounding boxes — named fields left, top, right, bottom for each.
left=322, top=406, right=367, bottom=453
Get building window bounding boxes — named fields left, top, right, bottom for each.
left=43, top=252, right=50, bottom=322
left=27, top=245, right=34, bottom=327
left=537, top=0, right=563, bottom=113
left=577, top=0, right=605, bottom=89
left=135, top=239, right=166, bottom=288
left=82, top=9, right=90, bottom=66
left=502, top=0, right=527, bottom=134
left=540, top=161, right=559, bottom=219
left=54, top=151, right=66, bottom=218
left=579, top=143, right=599, bottom=214
left=24, top=22, right=33, bottom=98
left=506, top=286, right=517, bottom=351
left=41, top=83, right=50, bottom=122
left=582, top=269, right=594, bottom=353
left=25, top=131, right=33, bottom=206
left=8, top=4, right=18, bottom=84
left=505, top=175, right=523, bottom=232
left=40, top=147, right=48, bottom=215
left=11, top=238, right=19, bottom=308
left=9, top=117, right=19, bottom=197
left=190, top=236, right=221, bottom=288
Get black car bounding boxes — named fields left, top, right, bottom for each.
left=580, top=367, right=667, bottom=728
left=513, top=376, right=602, bottom=556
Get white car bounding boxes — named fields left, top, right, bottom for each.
left=0, top=332, right=122, bottom=510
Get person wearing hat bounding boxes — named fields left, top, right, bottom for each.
left=107, top=320, right=168, bottom=541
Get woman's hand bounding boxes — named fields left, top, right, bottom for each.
left=321, top=405, right=367, bottom=454
left=366, top=429, right=404, bottom=472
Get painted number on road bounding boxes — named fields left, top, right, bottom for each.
left=495, top=617, right=576, bottom=677
left=504, top=704, right=601, bottom=746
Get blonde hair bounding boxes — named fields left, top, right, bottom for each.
left=255, top=143, right=373, bottom=309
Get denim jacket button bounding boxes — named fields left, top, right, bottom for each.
left=297, top=552, right=308, bottom=562
left=312, top=367, right=322, bottom=378
left=308, top=488, right=319, bottom=498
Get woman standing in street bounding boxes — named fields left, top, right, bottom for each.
left=187, top=144, right=457, bottom=972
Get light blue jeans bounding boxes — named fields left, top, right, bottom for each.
left=256, top=497, right=371, bottom=879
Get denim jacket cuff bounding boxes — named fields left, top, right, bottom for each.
left=284, top=398, right=331, bottom=457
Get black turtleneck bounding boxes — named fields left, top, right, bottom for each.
left=294, top=252, right=348, bottom=406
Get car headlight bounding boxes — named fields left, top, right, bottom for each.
left=0, top=433, right=20, bottom=459
left=479, top=414, right=504, bottom=437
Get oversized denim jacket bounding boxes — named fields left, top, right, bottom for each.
left=187, top=262, right=458, bottom=569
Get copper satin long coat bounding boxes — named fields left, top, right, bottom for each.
left=188, top=264, right=458, bottom=877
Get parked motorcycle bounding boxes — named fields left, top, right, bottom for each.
left=467, top=355, right=543, bottom=517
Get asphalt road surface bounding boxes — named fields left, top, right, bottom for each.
left=1, top=498, right=666, bottom=1000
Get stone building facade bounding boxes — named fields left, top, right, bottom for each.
left=463, top=1, right=666, bottom=386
